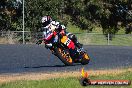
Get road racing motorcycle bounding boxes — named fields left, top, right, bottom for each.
left=37, top=28, right=90, bottom=66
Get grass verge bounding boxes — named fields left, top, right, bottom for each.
left=0, top=68, right=132, bottom=88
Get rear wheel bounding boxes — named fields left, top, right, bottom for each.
left=81, top=53, right=90, bottom=65
left=55, top=48, right=73, bottom=66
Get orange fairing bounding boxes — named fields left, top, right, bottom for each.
left=58, top=48, right=72, bottom=63
left=68, top=58, right=72, bottom=63
left=81, top=68, right=88, bottom=78
left=61, top=36, right=67, bottom=43
left=61, top=36, right=75, bottom=49
left=84, top=54, right=89, bottom=60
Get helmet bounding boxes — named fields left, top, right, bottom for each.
left=41, top=16, right=52, bottom=27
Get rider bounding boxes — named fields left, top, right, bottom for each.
left=39, top=15, right=82, bottom=48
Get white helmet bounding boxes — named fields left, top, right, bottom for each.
left=41, top=16, right=52, bottom=27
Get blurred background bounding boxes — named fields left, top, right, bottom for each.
left=0, top=0, right=132, bottom=45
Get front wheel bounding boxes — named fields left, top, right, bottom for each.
left=55, top=48, right=73, bottom=66
left=81, top=53, right=90, bottom=65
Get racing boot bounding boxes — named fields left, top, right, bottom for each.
left=75, top=41, right=83, bottom=48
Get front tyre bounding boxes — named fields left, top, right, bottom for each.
left=55, top=48, right=73, bottom=66
left=81, top=53, right=90, bottom=65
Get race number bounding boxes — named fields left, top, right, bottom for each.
left=64, top=38, right=71, bottom=46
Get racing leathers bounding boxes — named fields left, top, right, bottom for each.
left=40, top=21, right=82, bottom=48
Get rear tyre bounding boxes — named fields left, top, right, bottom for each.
left=55, top=48, right=73, bottom=66
left=81, top=53, right=90, bottom=65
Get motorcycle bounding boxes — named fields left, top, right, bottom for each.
left=37, top=28, right=90, bottom=66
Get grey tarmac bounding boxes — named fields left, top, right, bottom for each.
left=0, top=44, right=132, bottom=74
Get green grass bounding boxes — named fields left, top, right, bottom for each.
left=67, top=22, right=87, bottom=33
left=75, top=33, right=132, bottom=46
left=110, top=35, right=132, bottom=46
left=1, top=71, right=132, bottom=88
left=66, top=23, right=132, bottom=46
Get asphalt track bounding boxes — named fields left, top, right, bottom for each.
left=0, top=44, right=132, bottom=74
